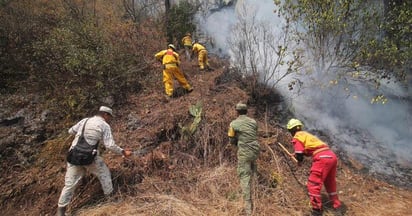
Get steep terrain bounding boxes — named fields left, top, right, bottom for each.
left=0, top=56, right=411, bottom=216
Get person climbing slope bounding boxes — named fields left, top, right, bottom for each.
left=191, top=41, right=212, bottom=71
left=155, top=44, right=193, bottom=98
left=227, top=103, right=260, bottom=216
left=57, top=106, right=132, bottom=216
left=181, top=32, right=192, bottom=60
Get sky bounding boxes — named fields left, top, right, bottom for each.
left=196, top=0, right=412, bottom=182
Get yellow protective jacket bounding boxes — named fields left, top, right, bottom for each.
left=292, top=131, right=329, bottom=156
left=192, top=43, right=206, bottom=54
left=155, top=48, right=181, bottom=66
left=181, top=35, right=192, bottom=46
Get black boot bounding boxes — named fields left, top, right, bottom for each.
left=311, top=208, right=322, bottom=216
left=56, top=206, right=66, bottom=216
left=333, top=207, right=344, bottom=216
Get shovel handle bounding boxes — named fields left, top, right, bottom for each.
left=277, top=142, right=298, bottom=163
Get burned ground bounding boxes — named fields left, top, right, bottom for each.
left=0, top=57, right=411, bottom=216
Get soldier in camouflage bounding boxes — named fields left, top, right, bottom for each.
left=227, top=103, right=260, bottom=215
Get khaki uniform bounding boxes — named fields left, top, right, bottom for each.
left=58, top=156, right=112, bottom=207
left=228, top=115, right=260, bottom=215
left=58, top=115, right=124, bottom=208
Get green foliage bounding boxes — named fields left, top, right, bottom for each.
left=276, top=0, right=411, bottom=97
left=168, top=0, right=197, bottom=47
left=0, top=0, right=54, bottom=93
left=180, top=101, right=203, bottom=140
left=30, top=18, right=144, bottom=119
left=279, top=0, right=378, bottom=69
left=360, top=1, right=411, bottom=82
left=0, top=0, right=150, bottom=122
left=0, top=0, right=10, bottom=7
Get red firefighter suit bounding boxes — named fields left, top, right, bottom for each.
left=291, top=131, right=341, bottom=211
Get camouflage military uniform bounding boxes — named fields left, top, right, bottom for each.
left=228, top=114, right=260, bottom=215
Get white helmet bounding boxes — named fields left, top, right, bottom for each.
left=168, top=44, right=176, bottom=50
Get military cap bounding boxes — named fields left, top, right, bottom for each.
left=235, top=103, right=247, bottom=111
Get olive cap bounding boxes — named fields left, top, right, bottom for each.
left=235, top=103, right=247, bottom=111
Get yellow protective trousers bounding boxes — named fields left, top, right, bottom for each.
left=198, top=49, right=210, bottom=70
left=163, top=65, right=192, bottom=96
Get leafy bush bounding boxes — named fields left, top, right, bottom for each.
left=359, top=1, right=411, bottom=82
left=278, top=0, right=411, bottom=89
left=0, top=0, right=157, bottom=122
left=168, top=0, right=197, bottom=47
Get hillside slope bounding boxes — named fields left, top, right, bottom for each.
left=0, top=56, right=411, bottom=216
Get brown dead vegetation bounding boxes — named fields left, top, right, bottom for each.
left=0, top=56, right=411, bottom=216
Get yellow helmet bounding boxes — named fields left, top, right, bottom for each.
left=286, top=118, right=303, bottom=130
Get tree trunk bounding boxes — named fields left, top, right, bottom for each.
left=165, top=0, right=173, bottom=44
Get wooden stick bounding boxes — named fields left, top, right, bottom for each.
left=277, top=142, right=298, bottom=163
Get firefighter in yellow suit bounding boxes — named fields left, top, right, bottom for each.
left=181, top=33, right=192, bottom=60
left=155, top=44, right=193, bottom=97
left=191, top=41, right=211, bottom=71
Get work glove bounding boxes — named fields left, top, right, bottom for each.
left=229, top=137, right=238, bottom=146
left=295, top=153, right=304, bottom=164
left=122, top=148, right=133, bottom=157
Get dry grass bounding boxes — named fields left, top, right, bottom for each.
left=1, top=58, right=412, bottom=216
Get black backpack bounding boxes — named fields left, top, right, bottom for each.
left=66, top=119, right=98, bottom=165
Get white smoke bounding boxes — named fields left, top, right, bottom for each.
left=198, top=7, right=236, bottom=56
left=198, top=0, right=412, bottom=182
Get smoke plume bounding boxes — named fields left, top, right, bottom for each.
left=197, top=0, right=412, bottom=186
